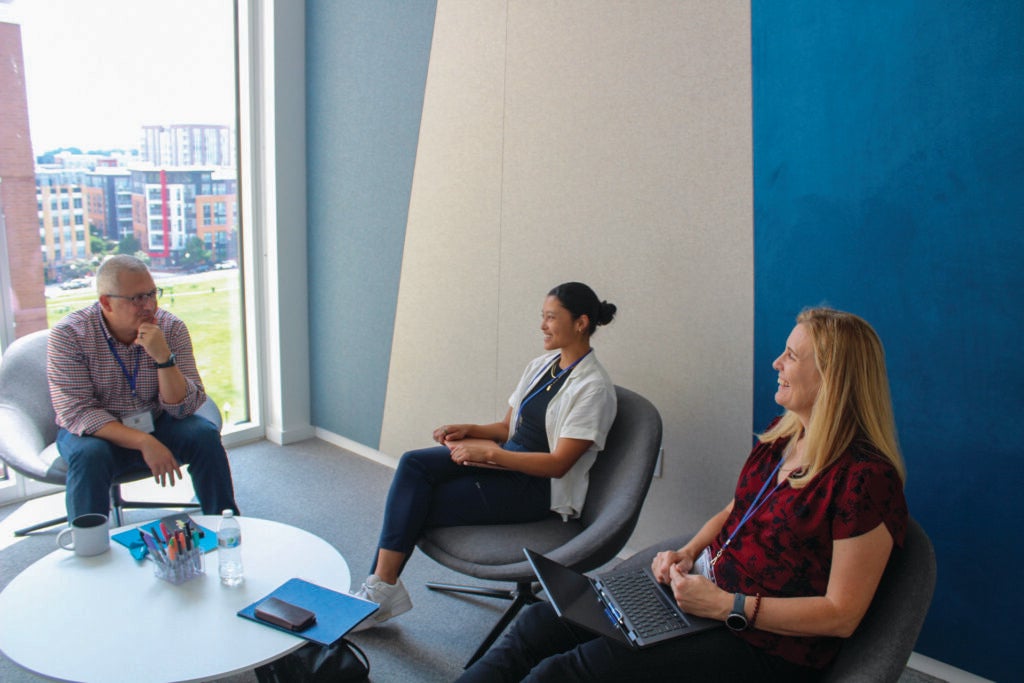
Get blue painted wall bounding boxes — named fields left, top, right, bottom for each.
left=306, top=1, right=437, bottom=447
left=752, top=2, right=1023, bottom=680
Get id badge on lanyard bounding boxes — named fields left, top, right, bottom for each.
left=694, top=546, right=717, bottom=584
left=123, top=410, right=156, bottom=433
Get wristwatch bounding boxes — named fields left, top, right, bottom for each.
left=726, top=592, right=749, bottom=631
left=154, top=352, right=176, bottom=369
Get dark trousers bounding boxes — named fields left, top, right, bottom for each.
left=57, top=412, right=238, bottom=520
left=457, top=602, right=820, bottom=683
left=374, top=443, right=552, bottom=573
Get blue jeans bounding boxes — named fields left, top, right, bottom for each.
left=57, top=412, right=238, bottom=520
left=374, top=442, right=552, bottom=573
left=457, top=602, right=820, bottom=682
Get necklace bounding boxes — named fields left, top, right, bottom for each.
left=779, top=436, right=808, bottom=479
left=546, top=357, right=561, bottom=390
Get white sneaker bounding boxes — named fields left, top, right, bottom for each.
left=350, top=575, right=413, bottom=631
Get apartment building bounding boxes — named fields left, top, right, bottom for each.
left=128, top=167, right=237, bottom=267
left=141, top=124, right=234, bottom=168
left=36, top=168, right=90, bottom=282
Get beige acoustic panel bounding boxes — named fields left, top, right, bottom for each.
left=497, top=0, right=755, bottom=547
left=380, top=0, right=509, bottom=459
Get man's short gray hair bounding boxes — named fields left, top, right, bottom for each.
left=96, top=255, right=150, bottom=295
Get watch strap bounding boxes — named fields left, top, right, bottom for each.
left=726, top=592, right=748, bottom=631
left=154, top=352, right=176, bottom=369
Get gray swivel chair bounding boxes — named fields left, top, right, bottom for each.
left=613, top=516, right=936, bottom=683
left=417, top=385, right=663, bottom=667
left=0, top=328, right=219, bottom=536
left=821, top=516, right=936, bottom=682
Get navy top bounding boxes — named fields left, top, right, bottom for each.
left=510, top=356, right=573, bottom=452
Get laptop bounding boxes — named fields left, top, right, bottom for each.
left=524, top=547, right=722, bottom=648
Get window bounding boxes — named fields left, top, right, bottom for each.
left=0, top=0, right=279, bottom=505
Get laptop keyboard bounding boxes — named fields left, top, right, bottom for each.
left=600, top=571, right=688, bottom=638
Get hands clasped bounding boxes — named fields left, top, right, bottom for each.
left=447, top=438, right=500, bottom=466
left=433, top=424, right=503, bottom=466
left=433, top=423, right=469, bottom=444
left=652, top=549, right=727, bottom=620
left=651, top=549, right=694, bottom=583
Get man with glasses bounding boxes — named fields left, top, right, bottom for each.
left=47, top=255, right=238, bottom=521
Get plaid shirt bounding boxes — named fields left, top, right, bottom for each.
left=47, top=302, right=207, bottom=435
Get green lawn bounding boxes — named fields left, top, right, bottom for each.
left=46, top=270, right=249, bottom=425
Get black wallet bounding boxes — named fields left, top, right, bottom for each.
left=254, top=597, right=317, bottom=631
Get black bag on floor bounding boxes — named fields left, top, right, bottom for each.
left=255, top=638, right=370, bottom=683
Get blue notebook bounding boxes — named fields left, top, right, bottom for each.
left=238, top=578, right=378, bottom=645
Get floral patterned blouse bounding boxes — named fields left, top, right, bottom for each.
left=710, top=427, right=908, bottom=669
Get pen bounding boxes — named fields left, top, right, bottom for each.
left=139, top=529, right=166, bottom=564
left=138, top=529, right=154, bottom=560
left=150, top=529, right=169, bottom=563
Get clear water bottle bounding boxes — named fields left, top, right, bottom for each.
left=217, top=509, right=244, bottom=586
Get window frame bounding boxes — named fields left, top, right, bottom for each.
left=1, top=0, right=311, bottom=504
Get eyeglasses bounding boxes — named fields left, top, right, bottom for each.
left=106, top=288, right=163, bottom=306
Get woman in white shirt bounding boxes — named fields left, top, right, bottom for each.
left=353, top=282, right=618, bottom=630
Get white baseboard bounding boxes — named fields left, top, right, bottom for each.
left=313, top=428, right=399, bottom=469
left=907, top=652, right=993, bottom=682
left=265, top=423, right=316, bottom=446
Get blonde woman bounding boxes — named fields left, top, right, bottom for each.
left=461, top=307, right=908, bottom=682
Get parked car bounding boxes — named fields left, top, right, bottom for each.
left=215, top=260, right=238, bottom=270
left=59, top=279, right=90, bottom=290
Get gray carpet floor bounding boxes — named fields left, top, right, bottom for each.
left=1, top=438, right=948, bottom=682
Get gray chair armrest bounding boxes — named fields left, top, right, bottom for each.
left=0, top=405, right=64, bottom=484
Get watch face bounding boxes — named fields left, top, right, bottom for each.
left=726, top=593, right=747, bottom=631
left=726, top=613, right=748, bottom=631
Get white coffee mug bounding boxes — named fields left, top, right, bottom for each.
left=56, top=513, right=110, bottom=557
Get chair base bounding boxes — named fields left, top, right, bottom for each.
left=426, top=579, right=541, bottom=668
left=13, top=513, right=69, bottom=537
left=12, top=484, right=201, bottom=536
left=109, top=483, right=201, bottom=526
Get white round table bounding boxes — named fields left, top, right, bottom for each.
left=0, top=516, right=350, bottom=683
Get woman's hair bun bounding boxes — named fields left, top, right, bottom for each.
left=596, top=301, right=617, bottom=326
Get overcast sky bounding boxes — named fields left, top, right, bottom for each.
left=1, top=0, right=236, bottom=154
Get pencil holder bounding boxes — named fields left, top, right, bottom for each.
left=153, top=547, right=205, bottom=584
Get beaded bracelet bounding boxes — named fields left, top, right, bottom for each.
left=750, top=593, right=762, bottom=628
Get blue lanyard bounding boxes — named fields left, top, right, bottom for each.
left=711, top=457, right=786, bottom=566
left=514, top=350, right=592, bottom=428
left=105, top=336, right=141, bottom=397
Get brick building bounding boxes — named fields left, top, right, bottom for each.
left=0, top=21, right=46, bottom=338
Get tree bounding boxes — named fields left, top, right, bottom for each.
left=181, top=235, right=213, bottom=269
left=118, top=234, right=141, bottom=254
left=66, top=259, right=93, bottom=279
